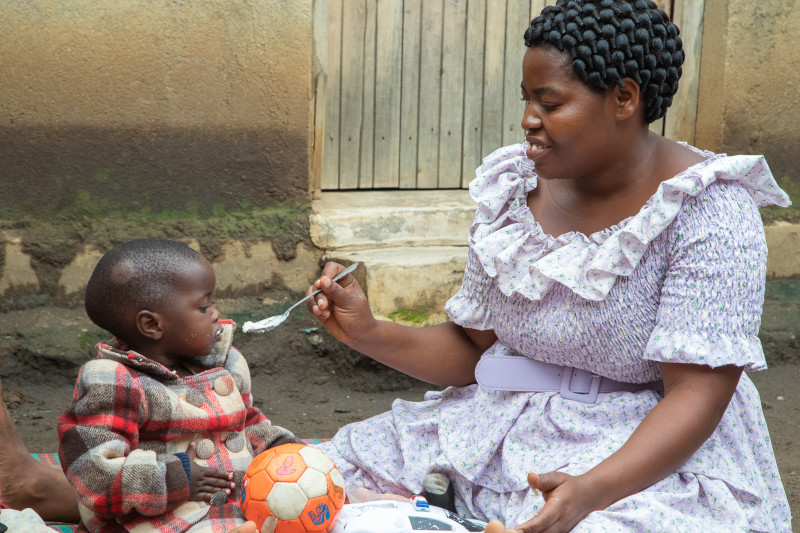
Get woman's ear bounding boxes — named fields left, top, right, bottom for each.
left=613, top=77, right=642, bottom=121
left=137, top=310, right=164, bottom=340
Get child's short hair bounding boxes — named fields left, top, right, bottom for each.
left=84, top=238, right=204, bottom=338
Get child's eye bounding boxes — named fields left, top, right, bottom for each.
left=200, top=306, right=210, bottom=312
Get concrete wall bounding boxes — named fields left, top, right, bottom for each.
left=1, top=0, right=798, bottom=310
left=0, top=0, right=314, bottom=218
left=0, top=0, right=321, bottom=309
left=0, top=231, right=322, bottom=309
left=696, top=0, right=800, bottom=190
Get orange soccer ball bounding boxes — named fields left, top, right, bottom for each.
left=239, top=443, right=346, bottom=533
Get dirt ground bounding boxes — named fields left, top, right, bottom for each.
left=1, top=290, right=798, bottom=523
left=0, top=296, right=435, bottom=449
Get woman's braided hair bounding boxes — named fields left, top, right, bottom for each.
left=524, top=0, right=684, bottom=123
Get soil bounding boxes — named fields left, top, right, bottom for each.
left=1, top=293, right=798, bottom=522
left=0, top=296, right=435, bottom=451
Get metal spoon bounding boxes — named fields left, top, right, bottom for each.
left=242, top=263, right=359, bottom=333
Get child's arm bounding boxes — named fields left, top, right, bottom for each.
left=242, top=408, right=301, bottom=455
left=58, top=360, right=193, bottom=519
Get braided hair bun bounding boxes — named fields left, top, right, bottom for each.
left=524, top=0, right=684, bottom=123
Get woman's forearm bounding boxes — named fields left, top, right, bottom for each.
left=582, top=364, right=742, bottom=511
left=309, top=263, right=491, bottom=387
left=348, top=320, right=485, bottom=387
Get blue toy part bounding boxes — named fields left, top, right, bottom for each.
left=412, top=495, right=430, bottom=511
left=330, top=500, right=486, bottom=532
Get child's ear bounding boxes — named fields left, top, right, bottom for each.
left=136, top=310, right=164, bottom=340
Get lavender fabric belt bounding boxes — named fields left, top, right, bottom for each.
left=475, top=355, right=664, bottom=404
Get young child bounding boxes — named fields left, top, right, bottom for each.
left=57, top=238, right=296, bottom=533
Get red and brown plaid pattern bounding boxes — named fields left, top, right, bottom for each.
left=2, top=438, right=327, bottom=533
left=56, top=320, right=295, bottom=532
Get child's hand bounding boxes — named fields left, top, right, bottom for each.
left=483, top=472, right=599, bottom=533
left=185, top=441, right=236, bottom=502
left=306, top=262, right=377, bottom=346
left=268, top=435, right=303, bottom=448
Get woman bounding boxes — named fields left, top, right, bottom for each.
left=307, top=0, right=792, bottom=531
left=1, top=1, right=792, bottom=531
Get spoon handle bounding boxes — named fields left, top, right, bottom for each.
left=289, top=262, right=359, bottom=311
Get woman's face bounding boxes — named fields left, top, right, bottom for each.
left=520, top=45, right=619, bottom=181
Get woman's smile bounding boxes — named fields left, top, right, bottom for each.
left=524, top=138, right=551, bottom=162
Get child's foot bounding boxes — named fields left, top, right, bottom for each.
left=0, top=377, right=80, bottom=522
left=421, top=472, right=456, bottom=513
left=228, top=521, right=258, bottom=533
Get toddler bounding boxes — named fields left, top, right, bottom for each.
left=58, top=238, right=296, bottom=532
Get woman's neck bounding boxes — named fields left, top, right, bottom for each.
left=529, top=133, right=702, bottom=238
left=567, top=131, right=661, bottom=200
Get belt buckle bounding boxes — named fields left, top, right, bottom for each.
left=560, top=367, right=601, bottom=403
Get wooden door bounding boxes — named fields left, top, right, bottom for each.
left=312, top=0, right=705, bottom=192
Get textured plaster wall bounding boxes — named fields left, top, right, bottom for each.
left=698, top=0, right=799, bottom=187
left=0, top=0, right=314, bottom=218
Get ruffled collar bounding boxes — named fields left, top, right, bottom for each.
left=468, top=143, right=791, bottom=301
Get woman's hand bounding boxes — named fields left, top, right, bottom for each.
left=306, top=262, right=378, bottom=347
left=185, top=441, right=236, bottom=502
left=484, top=472, right=599, bottom=533
left=306, top=262, right=487, bottom=386
left=490, top=362, right=743, bottom=532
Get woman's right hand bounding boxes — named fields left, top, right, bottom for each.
left=307, top=262, right=377, bottom=347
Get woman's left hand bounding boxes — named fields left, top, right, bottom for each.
left=484, top=471, right=599, bottom=533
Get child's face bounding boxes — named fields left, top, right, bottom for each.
left=157, top=257, right=222, bottom=362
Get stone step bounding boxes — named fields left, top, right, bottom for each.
left=310, top=190, right=475, bottom=250
left=310, top=190, right=475, bottom=321
left=325, top=246, right=468, bottom=321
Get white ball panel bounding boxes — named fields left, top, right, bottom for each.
left=299, top=446, right=335, bottom=473
left=297, top=469, right=329, bottom=498
left=265, top=482, right=307, bottom=520
left=329, top=467, right=345, bottom=489
left=261, top=516, right=278, bottom=533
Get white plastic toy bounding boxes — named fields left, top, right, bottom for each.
left=330, top=497, right=487, bottom=532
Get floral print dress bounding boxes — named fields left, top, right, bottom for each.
left=316, top=143, right=792, bottom=532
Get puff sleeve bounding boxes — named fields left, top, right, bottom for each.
left=644, top=182, right=769, bottom=371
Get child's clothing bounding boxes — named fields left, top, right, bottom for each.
left=316, top=144, right=792, bottom=531
left=58, top=319, right=293, bottom=533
